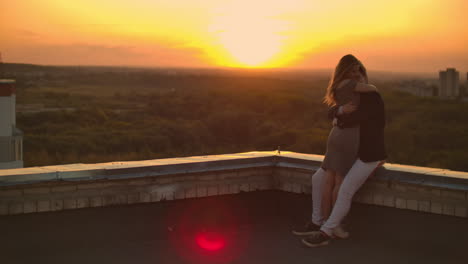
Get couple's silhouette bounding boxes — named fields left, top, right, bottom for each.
left=293, top=54, right=387, bottom=247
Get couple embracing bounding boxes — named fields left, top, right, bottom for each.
left=293, top=54, right=387, bottom=247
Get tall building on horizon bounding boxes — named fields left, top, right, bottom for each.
left=439, top=68, right=460, bottom=98
left=0, top=79, right=23, bottom=169
left=465, top=72, right=468, bottom=98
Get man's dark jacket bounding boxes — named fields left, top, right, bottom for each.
left=330, top=92, right=387, bottom=162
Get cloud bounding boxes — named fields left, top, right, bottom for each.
left=291, top=34, right=468, bottom=72
left=3, top=42, right=209, bottom=67
left=16, top=29, right=42, bottom=39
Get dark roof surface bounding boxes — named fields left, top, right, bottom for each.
left=1, top=191, right=467, bottom=264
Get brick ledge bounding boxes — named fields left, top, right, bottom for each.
left=0, top=151, right=467, bottom=217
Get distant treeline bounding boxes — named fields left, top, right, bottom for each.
left=4, top=64, right=468, bottom=171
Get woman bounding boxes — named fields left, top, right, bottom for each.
left=320, top=55, right=377, bottom=230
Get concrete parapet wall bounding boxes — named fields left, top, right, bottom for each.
left=0, top=151, right=467, bottom=217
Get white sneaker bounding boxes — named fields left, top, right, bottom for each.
left=332, top=225, right=350, bottom=239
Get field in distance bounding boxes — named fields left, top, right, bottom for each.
left=2, top=63, right=467, bottom=171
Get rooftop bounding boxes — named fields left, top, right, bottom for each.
left=1, top=151, right=467, bottom=263
left=1, top=190, right=468, bottom=264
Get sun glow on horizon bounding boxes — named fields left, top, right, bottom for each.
left=1, top=0, right=467, bottom=71
left=206, top=2, right=296, bottom=68
left=215, top=27, right=282, bottom=68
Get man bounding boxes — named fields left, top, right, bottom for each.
left=293, top=90, right=387, bottom=247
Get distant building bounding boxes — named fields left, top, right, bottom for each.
left=0, top=79, right=23, bottom=169
left=439, top=68, right=460, bottom=98
left=464, top=72, right=468, bottom=98
left=397, top=80, right=436, bottom=97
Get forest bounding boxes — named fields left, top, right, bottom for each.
left=3, top=63, right=468, bottom=171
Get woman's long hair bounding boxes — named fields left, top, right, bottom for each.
left=323, top=54, right=368, bottom=106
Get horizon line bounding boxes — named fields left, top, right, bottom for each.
left=1, top=61, right=457, bottom=76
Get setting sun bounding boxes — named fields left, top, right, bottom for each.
left=1, top=0, right=467, bottom=71
left=215, top=22, right=283, bottom=68
left=208, top=3, right=292, bottom=68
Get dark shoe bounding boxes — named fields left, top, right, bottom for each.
left=301, top=232, right=331, bottom=248
left=292, top=221, right=321, bottom=236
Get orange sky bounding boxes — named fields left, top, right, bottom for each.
left=1, top=0, right=467, bottom=72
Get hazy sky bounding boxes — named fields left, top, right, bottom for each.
left=1, top=0, right=467, bottom=72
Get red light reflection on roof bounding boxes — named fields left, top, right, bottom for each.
left=195, top=231, right=226, bottom=251
left=167, top=197, right=250, bottom=263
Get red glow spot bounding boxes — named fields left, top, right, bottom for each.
left=195, top=232, right=226, bottom=251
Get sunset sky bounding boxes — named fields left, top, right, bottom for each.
left=1, top=0, right=467, bottom=72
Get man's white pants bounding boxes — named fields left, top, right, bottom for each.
left=311, top=159, right=381, bottom=236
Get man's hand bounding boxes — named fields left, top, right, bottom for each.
left=342, top=102, right=357, bottom=114
left=332, top=118, right=338, bottom=126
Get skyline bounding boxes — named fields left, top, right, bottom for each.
left=1, top=0, right=467, bottom=72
